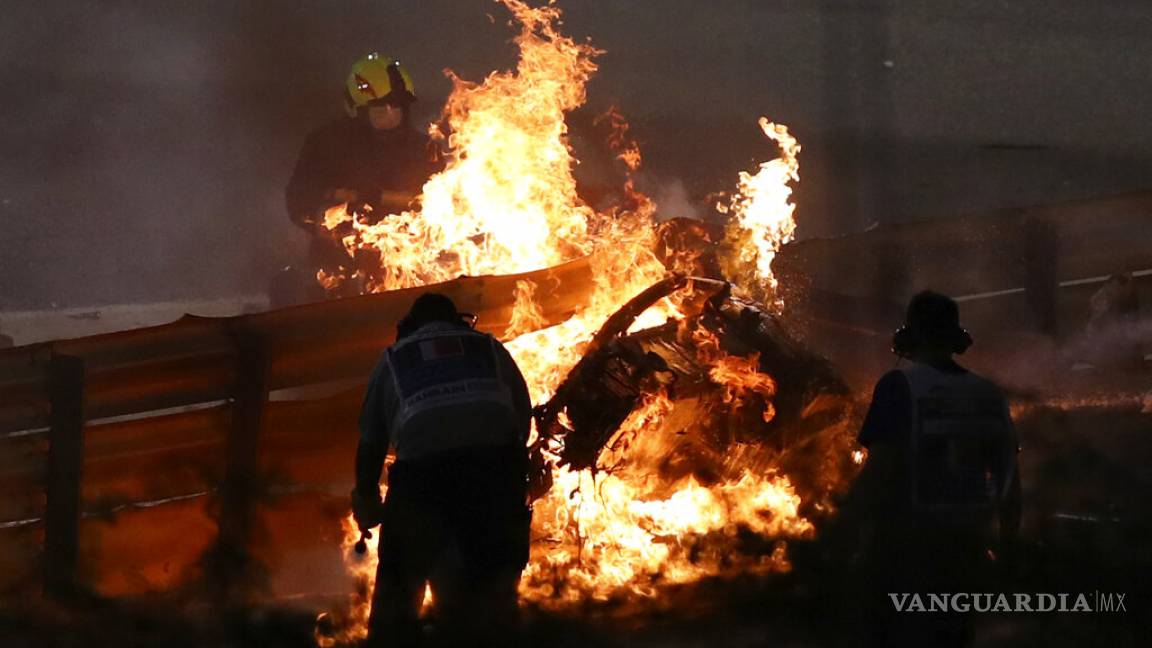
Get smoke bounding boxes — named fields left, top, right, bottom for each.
left=1060, top=318, right=1151, bottom=372
left=0, top=2, right=295, bottom=309
left=0, top=1, right=505, bottom=311
left=974, top=313, right=1151, bottom=406
left=646, top=176, right=703, bottom=222
left=4, top=1, right=1152, bottom=311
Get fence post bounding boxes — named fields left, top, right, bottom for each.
left=44, top=353, right=85, bottom=598
left=211, top=321, right=271, bottom=601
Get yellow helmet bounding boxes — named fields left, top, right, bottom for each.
left=344, top=53, right=416, bottom=116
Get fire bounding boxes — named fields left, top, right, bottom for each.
left=317, top=510, right=436, bottom=648
left=693, top=324, right=779, bottom=424
left=320, top=0, right=816, bottom=640
left=320, top=0, right=600, bottom=292
left=522, top=390, right=812, bottom=605
left=718, top=118, right=801, bottom=303
left=525, top=467, right=811, bottom=603
left=505, top=279, right=548, bottom=339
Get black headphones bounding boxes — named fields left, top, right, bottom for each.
left=891, top=325, right=973, bottom=358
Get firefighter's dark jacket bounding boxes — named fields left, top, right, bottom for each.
left=286, top=116, right=437, bottom=228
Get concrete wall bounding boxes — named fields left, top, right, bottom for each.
left=2, top=0, right=1150, bottom=309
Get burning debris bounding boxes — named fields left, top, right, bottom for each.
left=315, top=0, right=859, bottom=641
left=520, top=275, right=857, bottom=606
left=534, top=275, right=851, bottom=484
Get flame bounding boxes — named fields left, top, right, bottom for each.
left=322, top=0, right=821, bottom=637
left=505, top=279, right=548, bottom=339
left=318, top=489, right=436, bottom=648
left=316, top=515, right=377, bottom=647
left=693, top=324, right=778, bottom=423
left=320, top=0, right=601, bottom=291
left=718, top=118, right=800, bottom=303
left=525, top=467, right=810, bottom=604
left=520, top=391, right=813, bottom=605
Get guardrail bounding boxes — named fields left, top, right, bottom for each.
left=0, top=257, right=593, bottom=599
left=775, top=190, right=1152, bottom=336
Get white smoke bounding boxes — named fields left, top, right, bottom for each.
left=646, top=176, right=703, bottom=222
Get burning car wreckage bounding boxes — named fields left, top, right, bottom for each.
left=530, top=271, right=855, bottom=511
left=519, top=241, right=861, bottom=595
left=311, top=2, right=863, bottom=641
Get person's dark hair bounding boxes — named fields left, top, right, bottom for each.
left=891, top=290, right=973, bottom=357
left=397, top=293, right=460, bottom=338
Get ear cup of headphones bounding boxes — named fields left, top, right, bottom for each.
left=891, top=326, right=918, bottom=357
left=953, top=328, right=973, bottom=354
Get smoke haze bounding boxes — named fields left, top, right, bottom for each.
left=2, top=0, right=1151, bottom=309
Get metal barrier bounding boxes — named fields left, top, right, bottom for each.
left=775, top=190, right=1152, bottom=336
left=0, top=257, right=593, bottom=598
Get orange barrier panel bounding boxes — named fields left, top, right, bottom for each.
left=0, top=256, right=593, bottom=436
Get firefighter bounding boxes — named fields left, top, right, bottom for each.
left=852, top=290, right=1021, bottom=647
left=284, top=53, right=439, bottom=300
left=352, top=293, right=533, bottom=647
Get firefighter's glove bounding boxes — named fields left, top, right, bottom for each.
left=351, top=488, right=385, bottom=532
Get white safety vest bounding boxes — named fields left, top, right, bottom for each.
left=899, top=363, right=1015, bottom=514
left=383, top=325, right=518, bottom=458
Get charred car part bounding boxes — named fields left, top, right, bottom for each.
left=530, top=275, right=854, bottom=502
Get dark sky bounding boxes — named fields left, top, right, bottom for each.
left=2, top=0, right=1150, bottom=309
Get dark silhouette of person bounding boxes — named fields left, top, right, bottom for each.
left=851, top=290, right=1021, bottom=647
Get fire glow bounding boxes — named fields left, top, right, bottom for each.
left=319, top=1, right=817, bottom=642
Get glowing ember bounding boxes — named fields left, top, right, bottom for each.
left=321, top=0, right=823, bottom=639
